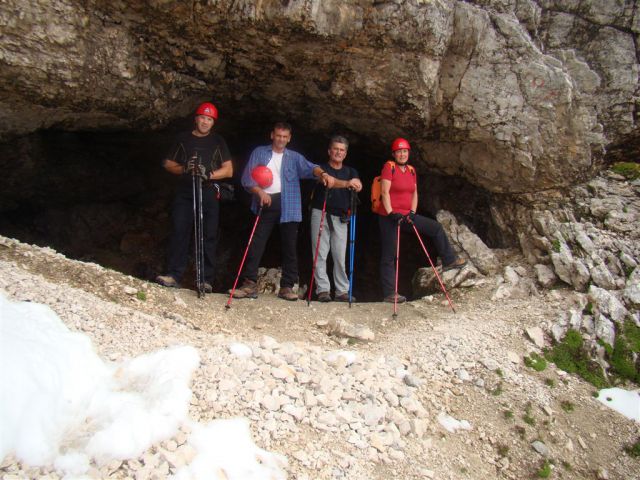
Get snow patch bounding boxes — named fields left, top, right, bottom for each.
left=596, top=388, right=640, bottom=422
left=0, top=293, right=287, bottom=479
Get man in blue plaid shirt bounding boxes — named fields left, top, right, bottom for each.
left=232, top=122, right=336, bottom=301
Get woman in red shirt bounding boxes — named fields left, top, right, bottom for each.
left=378, top=138, right=466, bottom=303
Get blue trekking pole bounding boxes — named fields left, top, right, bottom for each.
left=348, top=189, right=358, bottom=307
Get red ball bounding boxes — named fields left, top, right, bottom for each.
left=251, top=165, right=273, bottom=188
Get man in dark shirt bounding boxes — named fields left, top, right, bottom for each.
left=156, top=102, right=233, bottom=292
left=309, top=135, right=362, bottom=302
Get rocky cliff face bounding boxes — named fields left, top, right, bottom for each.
left=1, top=0, right=637, bottom=193
left=0, top=1, right=638, bottom=297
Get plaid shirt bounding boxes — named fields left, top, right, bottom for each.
left=242, top=145, right=318, bottom=222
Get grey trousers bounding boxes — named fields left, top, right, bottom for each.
left=310, top=208, right=350, bottom=294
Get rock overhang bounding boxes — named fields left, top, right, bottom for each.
left=0, top=0, right=637, bottom=195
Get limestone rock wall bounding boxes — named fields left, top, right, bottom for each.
left=1, top=0, right=637, bottom=195
left=491, top=171, right=639, bottom=293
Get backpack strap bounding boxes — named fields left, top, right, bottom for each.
left=386, top=160, right=414, bottom=176
left=386, top=160, right=396, bottom=176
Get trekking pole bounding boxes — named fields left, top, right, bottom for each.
left=348, top=189, right=357, bottom=308
left=192, top=153, right=205, bottom=298
left=226, top=206, right=263, bottom=309
left=307, top=188, right=329, bottom=306
left=411, top=223, right=456, bottom=313
left=392, top=219, right=402, bottom=319
left=197, top=165, right=204, bottom=297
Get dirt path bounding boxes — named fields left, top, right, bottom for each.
left=1, top=236, right=638, bottom=479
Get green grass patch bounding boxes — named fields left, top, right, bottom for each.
left=544, top=329, right=607, bottom=388
left=582, top=302, right=593, bottom=315
left=523, top=402, right=536, bottom=426
left=491, top=382, right=504, bottom=396
left=624, top=265, right=635, bottom=278
left=503, top=410, right=514, bottom=420
left=625, top=438, right=640, bottom=457
left=497, top=444, right=509, bottom=457
left=623, top=320, right=640, bottom=351
left=551, top=239, right=561, bottom=253
left=537, top=460, right=552, bottom=478
left=609, top=320, right=640, bottom=383
left=136, top=290, right=147, bottom=301
left=524, top=352, right=548, bottom=372
left=611, top=161, right=640, bottom=180
left=523, top=412, right=536, bottom=426
left=560, top=400, right=574, bottom=413
left=548, top=324, right=640, bottom=386
left=495, top=368, right=504, bottom=378
left=544, top=378, right=555, bottom=388
left=597, top=338, right=614, bottom=356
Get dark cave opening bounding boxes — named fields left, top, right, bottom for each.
left=0, top=118, right=500, bottom=302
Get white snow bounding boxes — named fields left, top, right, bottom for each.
left=0, top=293, right=287, bottom=478
left=173, top=419, right=287, bottom=479
left=229, top=342, right=253, bottom=358
left=323, top=350, right=357, bottom=365
left=596, top=388, right=640, bottom=422
left=437, top=412, right=472, bottom=433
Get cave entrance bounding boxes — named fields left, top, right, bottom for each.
left=0, top=119, right=498, bottom=302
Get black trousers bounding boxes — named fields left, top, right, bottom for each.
left=242, top=194, right=299, bottom=288
left=166, top=185, right=219, bottom=283
left=378, top=214, right=456, bottom=297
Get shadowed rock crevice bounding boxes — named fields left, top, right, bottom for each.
left=0, top=124, right=499, bottom=301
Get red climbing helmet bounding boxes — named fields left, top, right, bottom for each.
left=391, top=138, right=411, bottom=152
left=251, top=165, right=273, bottom=188
left=195, top=102, right=218, bottom=120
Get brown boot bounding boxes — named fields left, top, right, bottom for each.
left=443, top=258, right=467, bottom=272
left=383, top=294, right=406, bottom=304
left=229, top=279, right=258, bottom=299
left=317, top=291, right=332, bottom=303
left=334, top=292, right=354, bottom=302
left=277, top=287, right=298, bottom=301
left=156, top=275, right=180, bottom=288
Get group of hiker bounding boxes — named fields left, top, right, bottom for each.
left=155, top=102, right=466, bottom=304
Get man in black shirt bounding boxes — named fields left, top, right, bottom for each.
left=156, top=102, right=233, bottom=292
left=310, top=136, right=362, bottom=302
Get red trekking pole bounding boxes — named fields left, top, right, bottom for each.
left=392, top=220, right=401, bottom=319
left=411, top=223, right=456, bottom=313
left=307, top=189, right=329, bottom=306
left=226, top=206, right=263, bottom=309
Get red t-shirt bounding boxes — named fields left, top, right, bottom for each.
left=379, top=161, right=416, bottom=215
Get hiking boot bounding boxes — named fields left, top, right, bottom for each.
left=443, top=258, right=467, bottom=272
left=383, top=294, right=406, bottom=304
left=156, top=275, right=179, bottom=288
left=229, top=279, right=258, bottom=299
left=278, top=287, right=298, bottom=301
left=334, top=292, right=355, bottom=302
left=203, top=282, right=213, bottom=294
left=317, top=291, right=332, bottom=303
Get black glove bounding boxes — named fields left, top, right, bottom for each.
left=404, top=210, right=416, bottom=224
left=186, top=158, right=208, bottom=180
left=387, top=212, right=404, bottom=223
